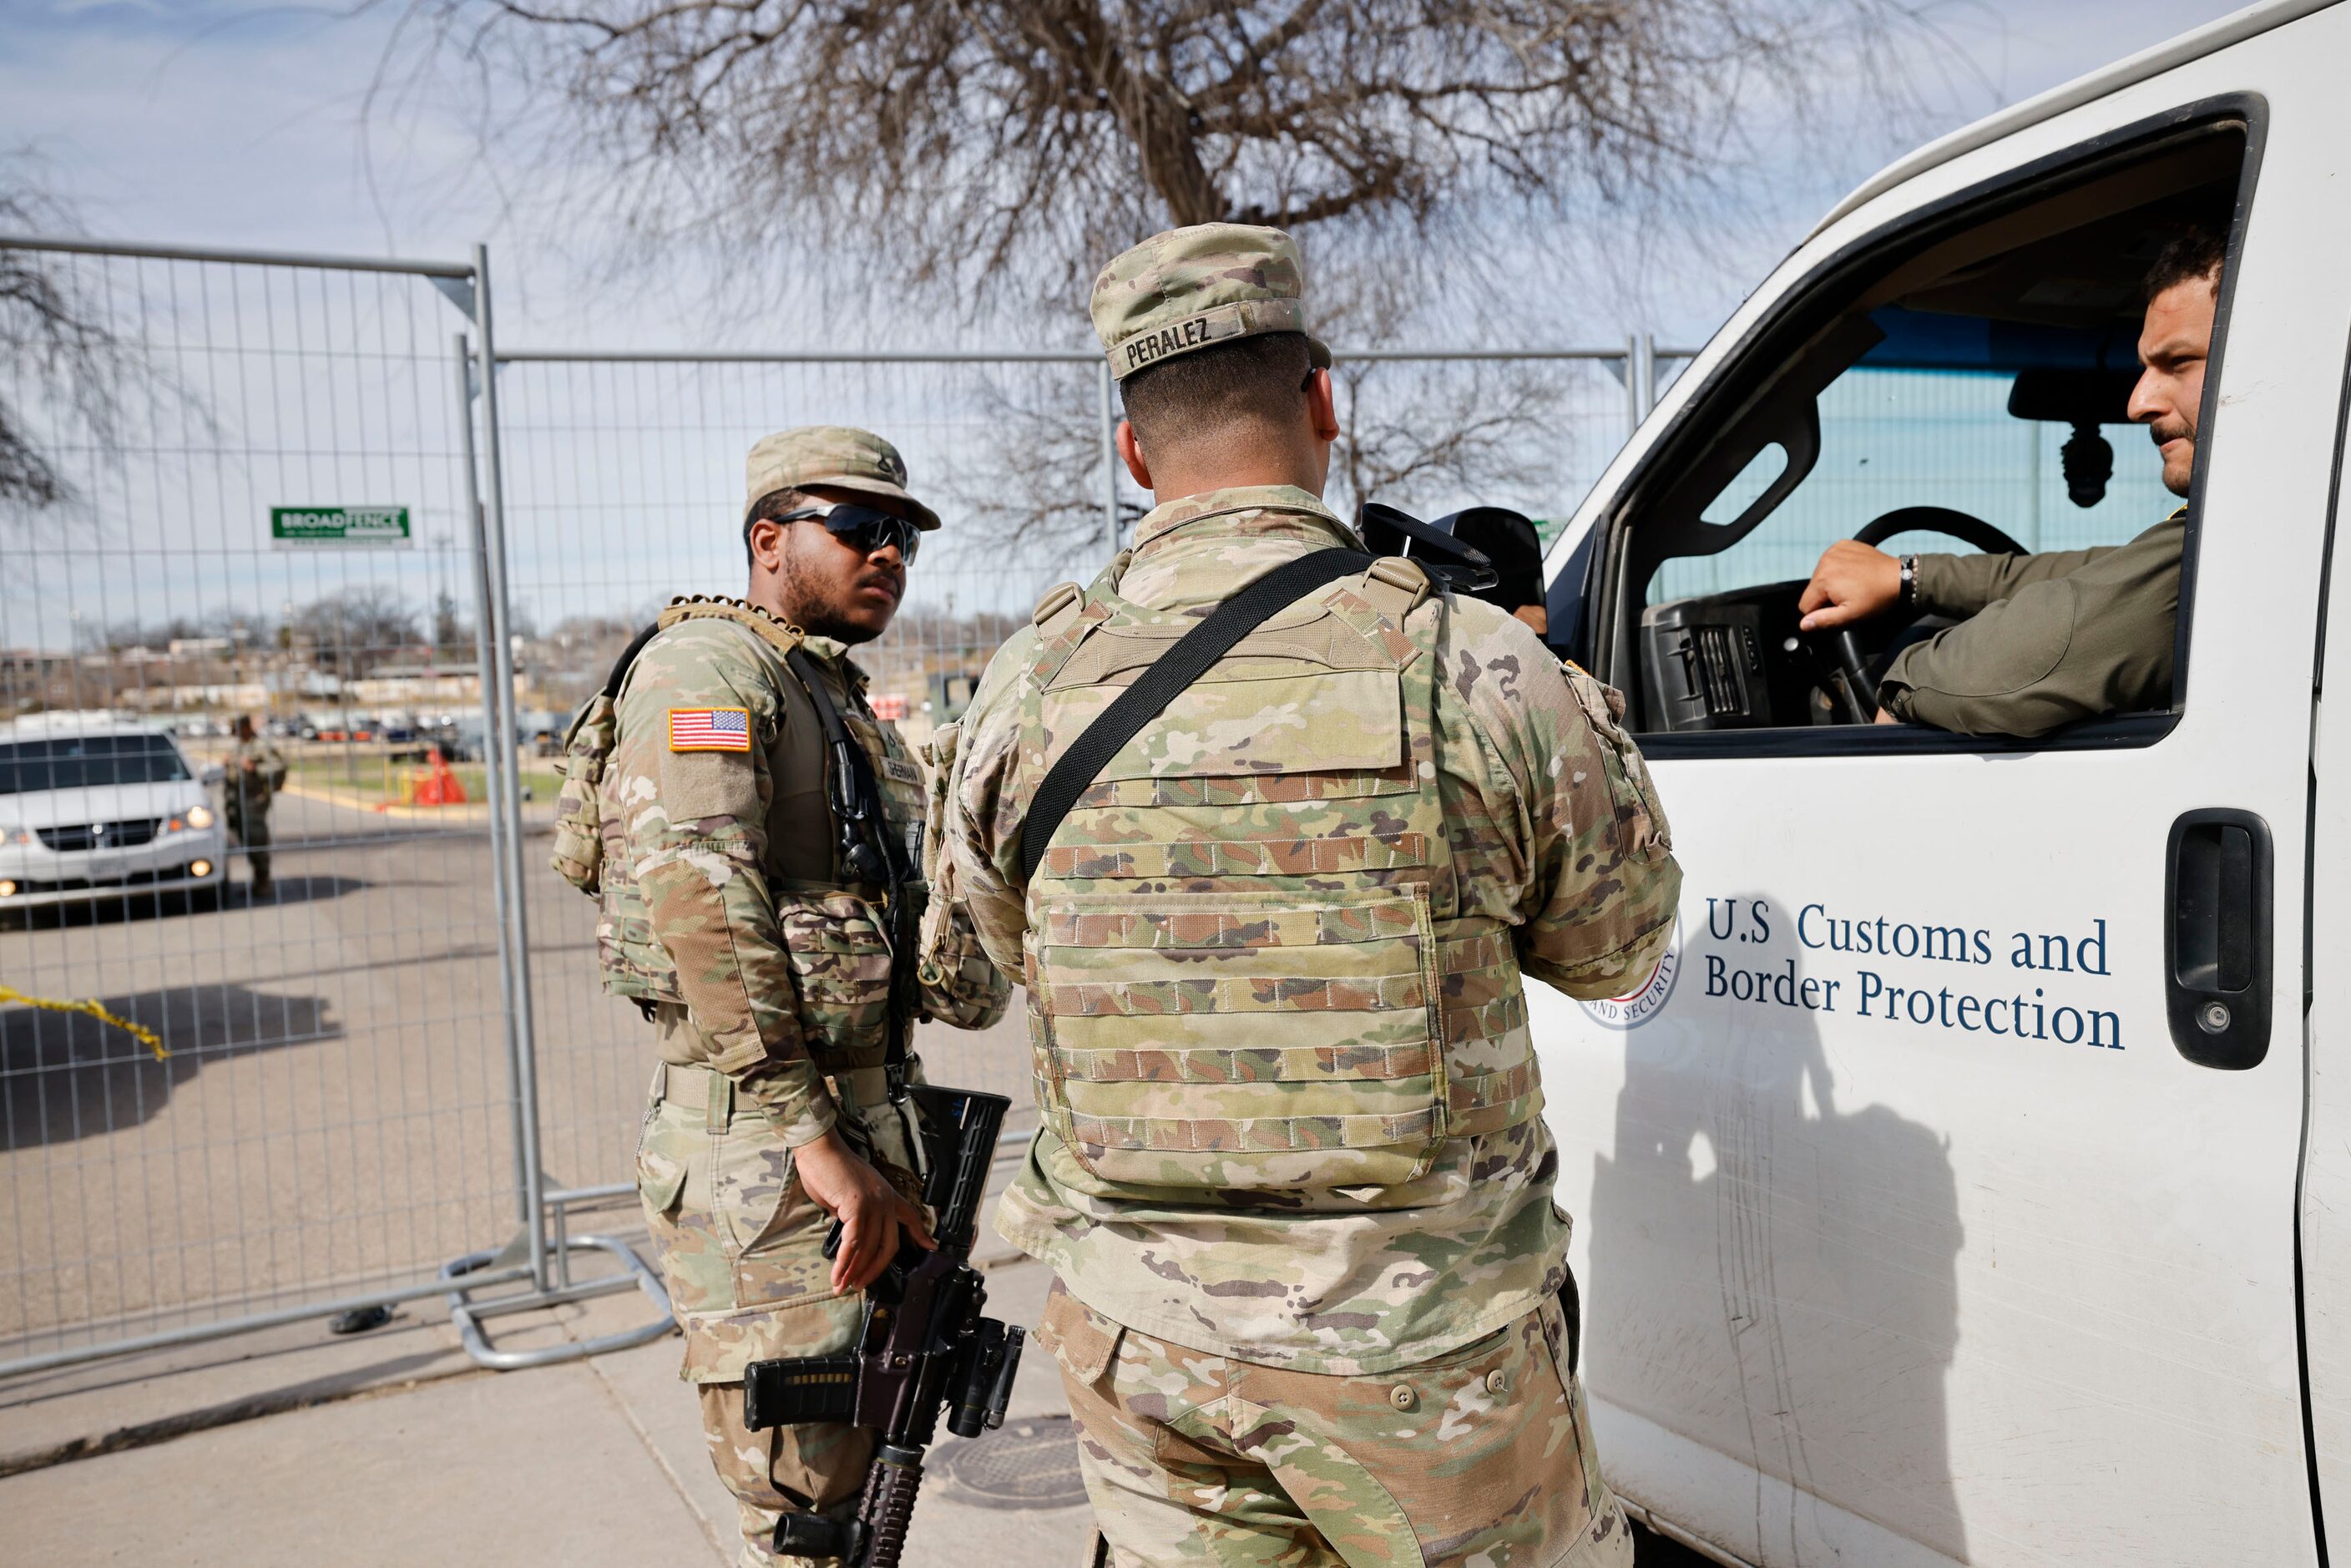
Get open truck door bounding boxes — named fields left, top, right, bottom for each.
left=1533, top=6, right=2351, bottom=1563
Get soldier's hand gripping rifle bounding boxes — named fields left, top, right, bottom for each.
left=741, top=1085, right=1024, bottom=1566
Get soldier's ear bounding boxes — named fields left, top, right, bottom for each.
left=1305, top=368, right=1338, bottom=443
left=1115, top=421, right=1153, bottom=489
left=747, top=518, right=788, bottom=574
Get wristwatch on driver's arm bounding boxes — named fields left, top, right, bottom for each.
left=1898, top=554, right=1918, bottom=610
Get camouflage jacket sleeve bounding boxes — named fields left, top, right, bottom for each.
left=614, top=621, right=833, bottom=1145
left=915, top=721, right=1011, bottom=1030
left=945, top=627, right=1043, bottom=986
left=1443, top=604, right=1682, bottom=999
left=230, top=741, right=286, bottom=795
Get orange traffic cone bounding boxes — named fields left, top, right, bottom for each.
left=411, top=746, right=469, bottom=807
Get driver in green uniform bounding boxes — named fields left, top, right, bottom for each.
left=1795, top=227, right=2221, bottom=739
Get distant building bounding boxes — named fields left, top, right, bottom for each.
left=348, top=665, right=482, bottom=705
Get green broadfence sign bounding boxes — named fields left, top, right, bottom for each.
left=270, top=505, right=412, bottom=548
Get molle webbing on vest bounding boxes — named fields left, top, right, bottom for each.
left=1018, top=563, right=1540, bottom=1196
left=657, top=594, right=806, bottom=657
left=549, top=617, right=669, bottom=896
left=589, top=599, right=810, bottom=1008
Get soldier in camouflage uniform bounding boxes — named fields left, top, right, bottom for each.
left=223, top=715, right=286, bottom=900
left=943, top=225, right=1682, bottom=1566
left=557, top=427, right=1008, bottom=1566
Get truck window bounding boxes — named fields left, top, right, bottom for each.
left=1611, top=117, right=2248, bottom=748
left=1654, top=346, right=2178, bottom=605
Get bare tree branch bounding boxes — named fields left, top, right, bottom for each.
left=952, top=257, right=1580, bottom=569
left=388, top=0, right=1943, bottom=316
left=0, top=156, right=131, bottom=513
left=380, top=1, right=1955, bottom=550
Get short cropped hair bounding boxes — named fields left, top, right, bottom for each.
left=2144, top=225, right=2226, bottom=301
left=1120, top=331, right=1316, bottom=453
left=744, top=488, right=807, bottom=567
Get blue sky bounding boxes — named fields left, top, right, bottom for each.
left=0, top=0, right=2245, bottom=351
left=0, top=0, right=2246, bottom=660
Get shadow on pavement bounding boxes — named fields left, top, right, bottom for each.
left=225, top=874, right=364, bottom=910
left=3, top=874, right=365, bottom=931
left=1, top=983, right=341, bottom=1147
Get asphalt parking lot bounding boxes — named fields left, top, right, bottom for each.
left=0, top=784, right=1032, bottom=1359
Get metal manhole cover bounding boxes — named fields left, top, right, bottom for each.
left=931, top=1414, right=1089, bottom=1510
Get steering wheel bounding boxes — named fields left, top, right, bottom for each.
left=1825, top=507, right=2030, bottom=721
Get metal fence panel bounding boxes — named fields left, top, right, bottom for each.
left=1, top=237, right=1648, bottom=1368
left=0, top=241, right=525, bottom=1368
left=493, top=354, right=1114, bottom=1191
left=489, top=347, right=1640, bottom=1197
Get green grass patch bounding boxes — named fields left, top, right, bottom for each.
left=283, top=755, right=561, bottom=805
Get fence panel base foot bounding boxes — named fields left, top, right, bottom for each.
left=440, top=1236, right=673, bottom=1371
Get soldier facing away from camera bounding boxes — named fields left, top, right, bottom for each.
left=943, top=225, right=1683, bottom=1566
left=551, top=426, right=1006, bottom=1566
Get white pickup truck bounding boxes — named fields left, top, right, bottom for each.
left=1529, top=2, right=2351, bottom=1563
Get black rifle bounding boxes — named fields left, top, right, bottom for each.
left=741, top=1085, right=1024, bottom=1565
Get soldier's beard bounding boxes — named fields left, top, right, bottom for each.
left=775, top=556, right=892, bottom=645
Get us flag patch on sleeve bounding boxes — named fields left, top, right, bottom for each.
left=669, top=707, right=751, bottom=752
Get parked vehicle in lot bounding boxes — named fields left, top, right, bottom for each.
left=1529, top=3, right=2349, bottom=1565
left=0, top=712, right=228, bottom=913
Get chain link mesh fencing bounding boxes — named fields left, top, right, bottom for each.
left=490, top=346, right=1644, bottom=1195
left=2, top=230, right=1653, bottom=1372
left=0, top=240, right=544, bottom=1373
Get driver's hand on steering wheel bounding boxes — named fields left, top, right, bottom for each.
left=1797, top=541, right=1902, bottom=632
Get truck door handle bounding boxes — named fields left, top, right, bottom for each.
left=2165, top=809, right=2273, bottom=1070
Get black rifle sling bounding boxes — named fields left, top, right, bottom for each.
left=785, top=647, right=909, bottom=883
left=1019, top=547, right=1374, bottom=882
left=786, top=646, right=918, bottom=1087
left=600, top=620, right=664, bottom=700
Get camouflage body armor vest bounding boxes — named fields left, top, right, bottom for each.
left=1019, top=559, right=1543, bottom=1198
left=551, top=597, right=926, bottom=1074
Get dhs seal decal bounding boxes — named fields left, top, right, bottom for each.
left=1577, top=922, right=1681, bottom=1030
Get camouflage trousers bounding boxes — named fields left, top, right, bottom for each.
left=635, top=1055, right=919, bottom=1568
left=1036, top=1279, right=1633, bottom=1568
left=226, top=812, right=270, bottom=884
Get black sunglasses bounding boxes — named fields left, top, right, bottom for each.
left=775, top=502, right=923, bottom=566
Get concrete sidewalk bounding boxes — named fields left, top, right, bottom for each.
left=0, top=1211, right=1093, bottom=1566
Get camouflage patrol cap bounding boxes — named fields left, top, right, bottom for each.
left=743, top=425, right=940, bottom=531
left=1091, top=223, right=1333, bottom=382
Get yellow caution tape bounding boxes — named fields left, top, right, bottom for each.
left=0, top=985, right=169, bottom=1061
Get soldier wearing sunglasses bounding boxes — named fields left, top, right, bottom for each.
left=561, top=425, right=1008, bottom=1565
